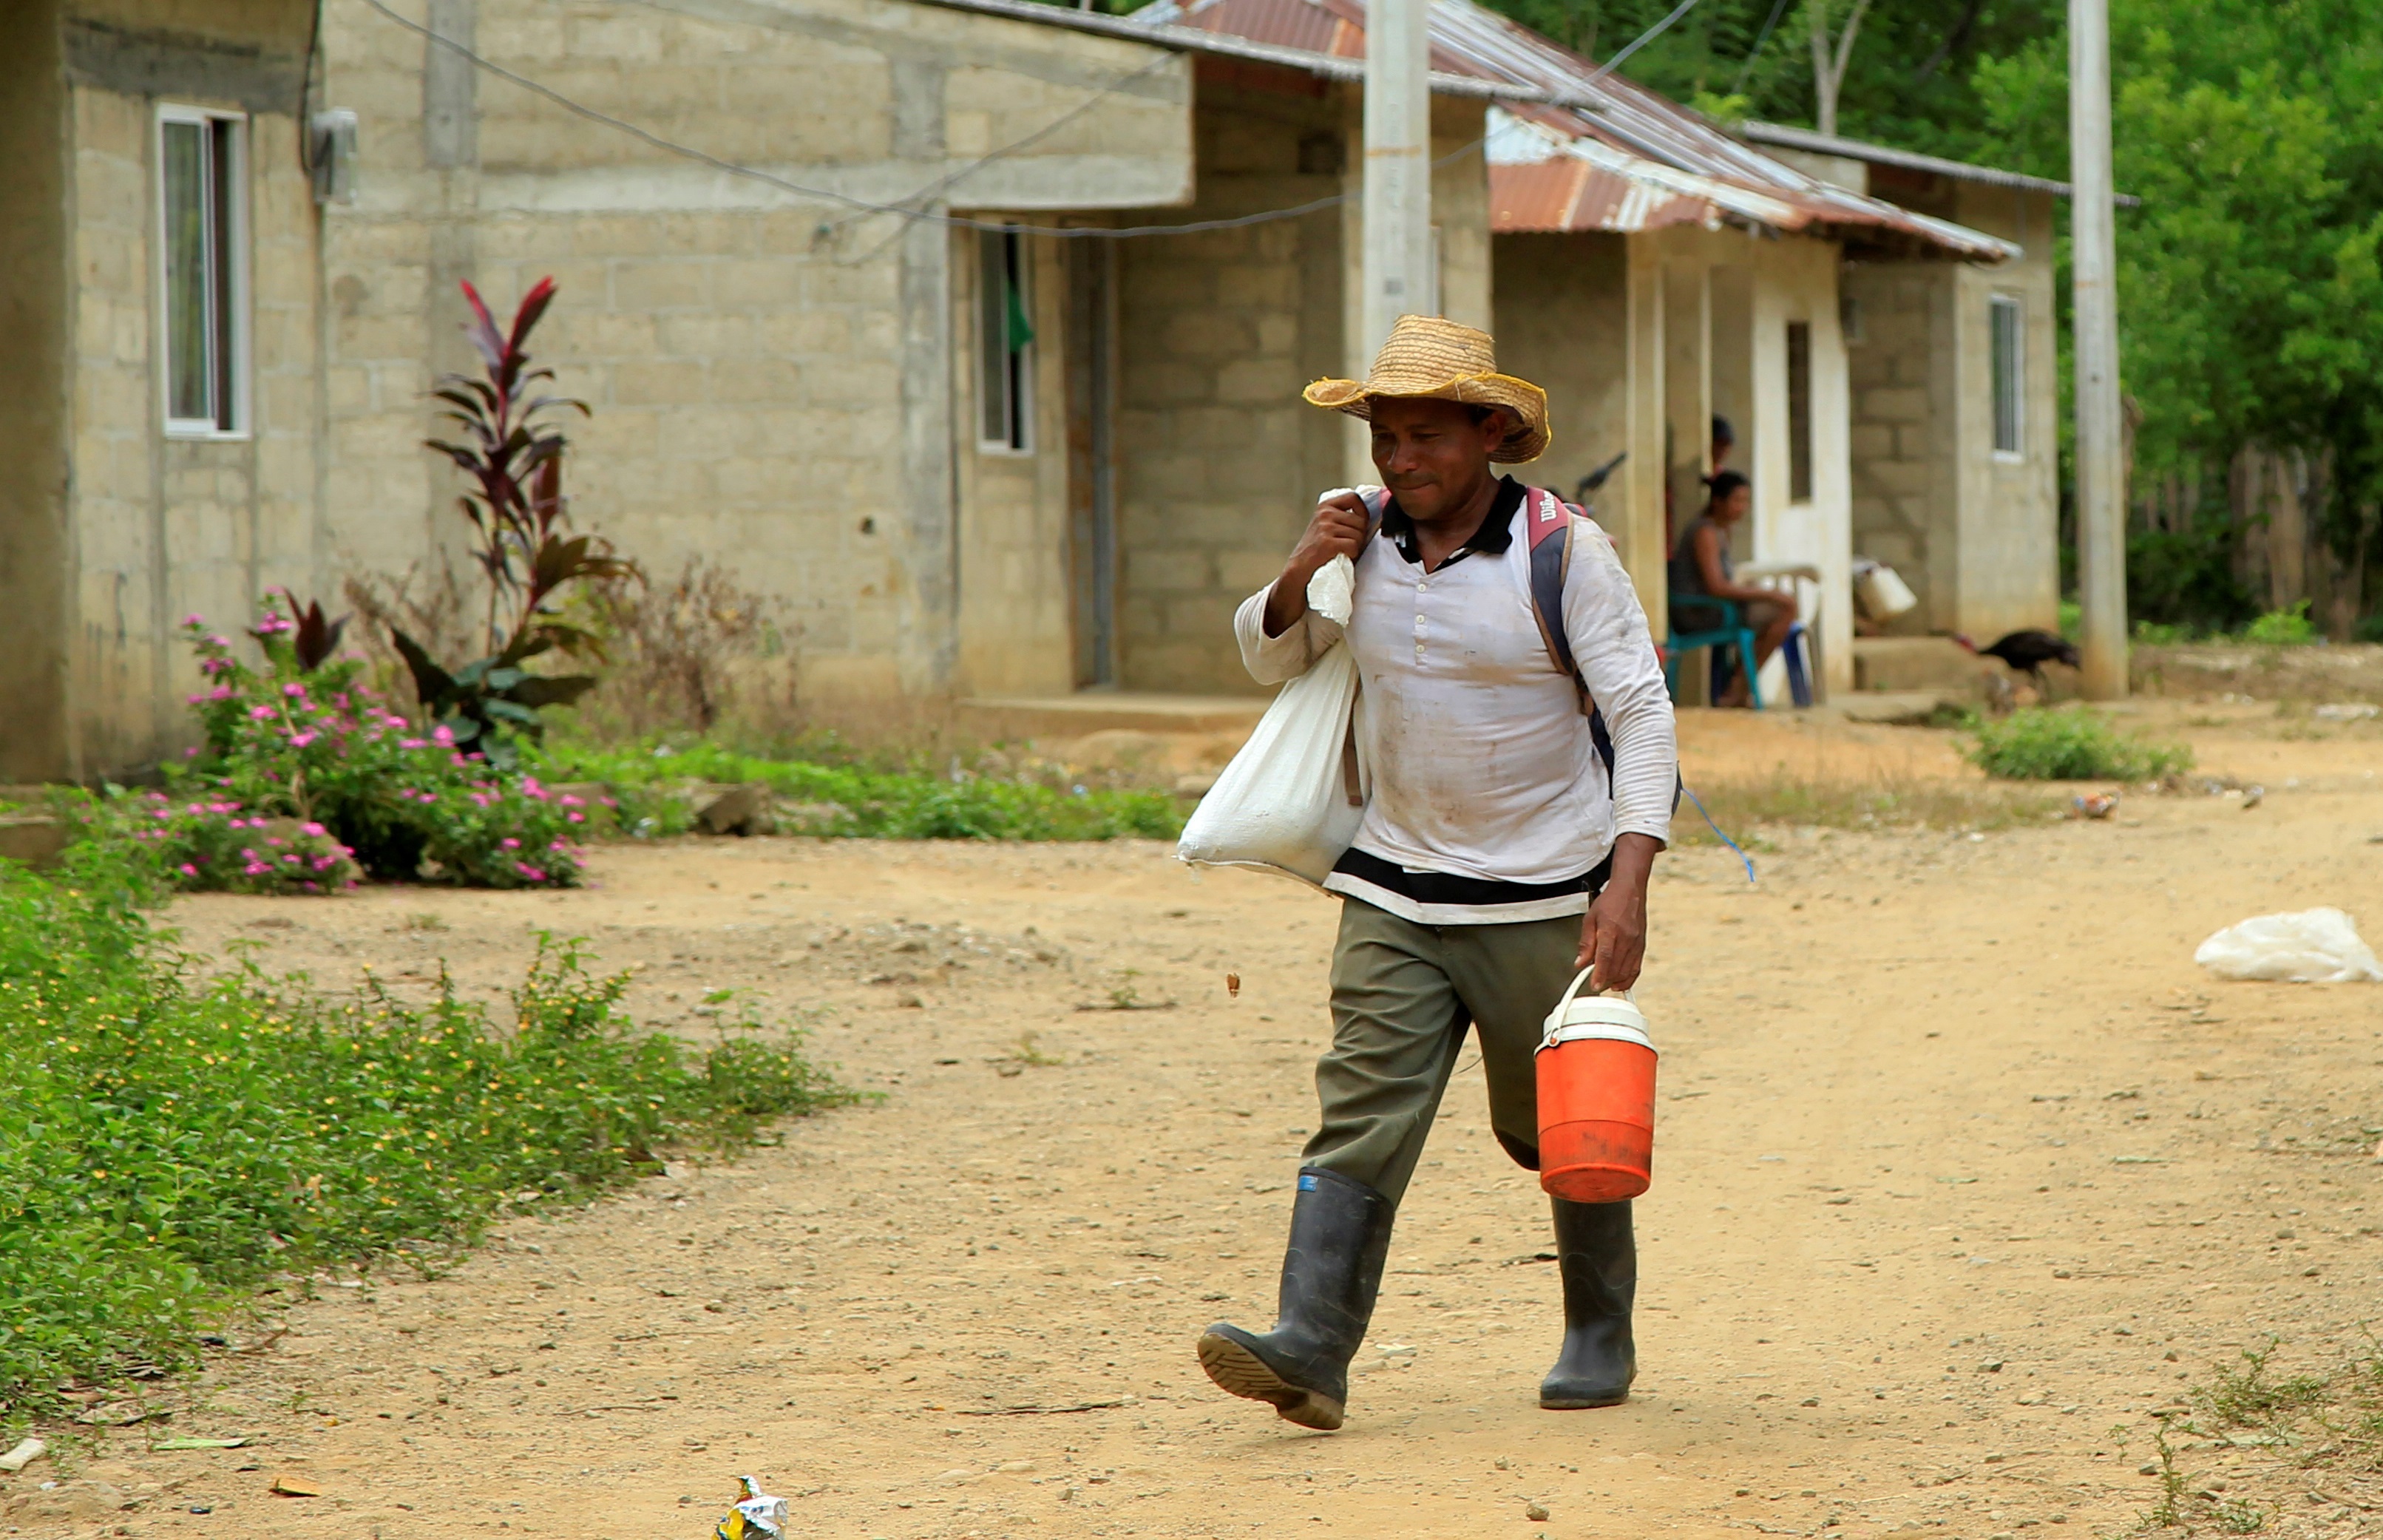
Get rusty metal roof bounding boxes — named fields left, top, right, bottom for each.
left=1133, top=0, right=2017, bottom=259
left=1740, top=120, right=2143, bottom=208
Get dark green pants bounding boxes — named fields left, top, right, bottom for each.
left=1302, top=898, right=1586, bottom=1206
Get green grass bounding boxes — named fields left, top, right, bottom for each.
left=1674, top=771, right=2059, bottom=839
left=0, top=842, right=855, bottom=1414
left=1965, top=707, right=2193, bottom=781
left=532, top=739, right=1184, bottom=842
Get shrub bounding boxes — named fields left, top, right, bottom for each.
left=155, top=604, right=599, bottom=889
left=2244, top=600, right=2319, bottom=645
left=0, top=844, right=853, bottom=1411
left=398, top=277, right=634, bottom=761
left=1965, top=706, right=2192, bottom=781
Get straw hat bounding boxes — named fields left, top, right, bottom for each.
left=1304, top=315, right=1550, bottom=464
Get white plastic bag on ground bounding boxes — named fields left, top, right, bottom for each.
left=2194, top=908, right=2383, bottom=983
left=1176, top=553, right=1365, bottom=887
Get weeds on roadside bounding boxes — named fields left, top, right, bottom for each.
left=534, top=739, right=1182, bottom=843
left=1671, top=771, right=2058, bottom=840
left=0, top=845, right=855, bottom=1414
left=1966, top=707, right=2193, bottom=781
left=2129, top=1334, right=2383, bottom=1533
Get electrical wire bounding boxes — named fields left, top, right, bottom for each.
left=360, top=0, right=1686, bottom=240
left=1589, top=0, right=1698, bottom=82
left=1732, top=0, right=1794, bottom=92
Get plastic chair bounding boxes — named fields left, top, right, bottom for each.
left=1665, top=594, right=1763, bottom=710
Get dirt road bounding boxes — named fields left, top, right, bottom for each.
left=16, top=708, right=2383, bottom=1539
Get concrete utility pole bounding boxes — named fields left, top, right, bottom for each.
left=2070, top=0, right=2127, bottom=699
left=1362, top=0, right=1432, bottom=361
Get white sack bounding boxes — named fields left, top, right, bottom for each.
left=1176, top=554, right=1365, bottom=886
left=2194, top=907, right=2383, bottom=983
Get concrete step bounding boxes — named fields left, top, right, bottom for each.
left=955, top=692, right=1270, bottom=743
left=1853, top=636, right=1983, bottom=693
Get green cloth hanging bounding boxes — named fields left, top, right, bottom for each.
left=1005, top=276, right=1036, bottom=353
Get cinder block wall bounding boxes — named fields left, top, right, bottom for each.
left=54, top=1, right=320, bottom=779
left=1845, top=183, right=2059, bottom=642
left=1494, top=233, right=1628, bottom=506
left=1111, top=75, right=1350, bottom=696
left=1844, top=262, right=1946, bottom=634
left=316, top=0, right=1188, bottom=710
left=0, top=0, right=73, bottom=781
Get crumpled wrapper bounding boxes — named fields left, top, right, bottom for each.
left=713, top=1475, right=787, bottom=1540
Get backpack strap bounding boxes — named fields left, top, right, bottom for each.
left=1522, top=487, right=1582, bottom=692
left=1523, top=489, right=1675, bottom=809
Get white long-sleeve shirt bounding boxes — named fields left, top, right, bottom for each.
left=1233, top=481, right=1676, bottom=924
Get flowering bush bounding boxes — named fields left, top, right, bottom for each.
left=143, top=600, right=603, bottom=891
left=114, top=798, right=359, bottom=895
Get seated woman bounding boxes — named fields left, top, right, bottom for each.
left=1667, top=471, right=1797, bottom=708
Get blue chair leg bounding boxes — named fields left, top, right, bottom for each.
left=1783, top=625, right=1812, bottom=708
left=1737, top=628, right=1763, bottom=710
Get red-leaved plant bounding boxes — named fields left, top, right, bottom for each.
left=401, top=277, right=636, bottom=761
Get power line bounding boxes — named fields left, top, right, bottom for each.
left=1592, top=0, right=1700, bottom=81
left=360, top=0, right=1451, bottom=238
left=1734, top=0, right=1794, bottom=92
left=358, top=0, right=1689, bottom=241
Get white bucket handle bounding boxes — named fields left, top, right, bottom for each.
left=1552, top=964, right=1633, bottom=1015
left=1539, top=966, right=1649, bottom=1054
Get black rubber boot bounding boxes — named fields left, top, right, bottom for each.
left=1539, top=1196, right=1637, bottom=1409
left=1196, top=1167, right=1394, bottom=1431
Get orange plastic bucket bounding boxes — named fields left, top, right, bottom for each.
left=1534, top=967, right=1656, bottom=1203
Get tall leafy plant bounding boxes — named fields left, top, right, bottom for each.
left=399, top=277, right=634, bottom=761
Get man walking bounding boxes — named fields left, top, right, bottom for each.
left=1196, top=316, right=1677, bottom=1431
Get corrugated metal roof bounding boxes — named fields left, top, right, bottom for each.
left=1740, top=120, right=2144, bottom=208
left=1133, top=0, right=2018, bottom=259
left=906, top=0, right=1613, bottom=110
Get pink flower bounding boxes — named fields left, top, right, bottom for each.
left=522, top=777, right=543, bottom=796
left=207, top=635, right=231, bottom=649
left=560, top=794, right=583, bottom=807
left=243, top=861, right=271, bottom=876
left=248, top=706, right=276, bottom=722
left=500, top=837, right=520, bottom=849
left=181, top=613, right=205, bottom=627
left=432, top=725, right=455, bottom=747
left=178, top=863, right=199, bottom=877
left=208, top=685, right=233, bottom=701
left=515, top=864, right=547, bottom=882
left=288, top=731, right=317, bottom=748
left=399, top=737, right=425, bottom=749
left=567, top=812, right=584, bottom=824
left=301, top=821, right=326, bottom=837
left=283, top=682, right=306, bottom=699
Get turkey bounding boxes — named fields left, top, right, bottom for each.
left=1954, top=629, right=2082, bottom=695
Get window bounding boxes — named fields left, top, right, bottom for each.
left=1990, top=294, right=2023, bottom=456
left=1786, top=319, right=1812, bottom=502
left=977, top=227, right=1034, bottom=452
left=159, top=106, right=247, bottom=436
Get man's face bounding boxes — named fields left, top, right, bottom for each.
left=1368, top=398, right=1502, bottom=521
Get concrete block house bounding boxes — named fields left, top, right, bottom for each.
left=1, top=0, right=2059, bottom=781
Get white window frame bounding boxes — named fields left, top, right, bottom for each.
left=976, top=225, right=1034, bottom=455
left=156, top=104, right=251, bottom=441
left=1988, top=293, right=2024, bottom=460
